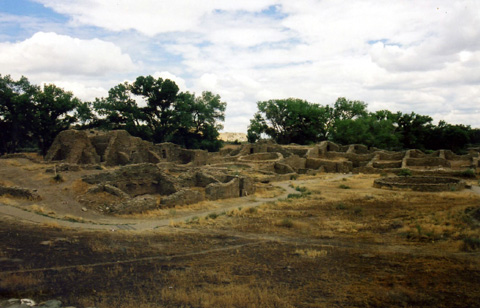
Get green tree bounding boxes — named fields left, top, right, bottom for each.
left=94, top=76, right=226, bottom=151
left=32, top=84, right=80, bottom=155
left=173, top=91, right=226, bottom=151
left=331, top=114, right=401, bottom=150
left=394, top=112, right=433, bottom=150
left=74, top=101, right=96, bottom=128
left=131, top=76, right=179, bottom=143
left=428, top=121, right=472, bottom=153
left=93, top=82, right=148, bottom=139
left=0, top=75, right=38, bottom=154
left=327, top=97, right=368, bottom=135
left=247, top=98, right=330, bottom=144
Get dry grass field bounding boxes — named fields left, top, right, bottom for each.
left=1, top=168, right=480, bottom=307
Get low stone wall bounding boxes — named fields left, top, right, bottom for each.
left=82, top=163, right=178, bottom=197
left=306, top=158, right=353, bottom=173
left=160, top=189, right=204, bottom=207
left=405, top=158, right=451, bottom=167
left=205, top=176, right=256, bottom=200
left=206, top=178, right=240, bottom=200
left=372, top=161, right=402, bottom=169
left=378, top=151, right=405, bottom=160
left=0, top=185, right=40, bottom=200
left=239, top=152, right=282, bottom=162
left=373, top=176, right=466, bottom=192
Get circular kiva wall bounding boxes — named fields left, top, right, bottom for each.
left=374, top=176, right=466, bottom=192
left=238, top=152, right=282, bottom=162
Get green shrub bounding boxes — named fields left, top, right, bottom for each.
left=335, top=203, right=347, bottom=210
left=338, top=184, right=350, bottom=189
left=287, top=193, right=302, bottom=199
left=295, top=186, right=308, bottom=193
left=397, top=168, right=412, bottom=177
left=52, top=173, right=64, bottom=182
left=207, top=213, right=218, bottom=220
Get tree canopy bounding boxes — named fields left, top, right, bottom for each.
left=0, top=75, right=78, bottom=155
left=0, top=74, right=227, bottom=155
left=247, top=97, right=480, bottom=153
left=247, top=98, right=331, bottom=144
left=1, top=73, right=479, bottom=155
left=93, top=75, right=226, bottom=151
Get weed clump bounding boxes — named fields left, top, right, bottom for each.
left=207, top=213, right=218, bottom=220
left=52, top=173, right=64, bottom=182
left=295, top=186, right=308, bottom=193
left=338, top=184, right=350, bottom=189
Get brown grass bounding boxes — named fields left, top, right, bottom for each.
left=0, top=273, right=43, bottom=289
left=0, top=195, right=19, bottom=205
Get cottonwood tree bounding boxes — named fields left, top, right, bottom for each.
left=32, top=84, right=80, bottom=155
left=247, top=98, right=330, bottom=144
left=0, top=75, right=38, bottom=154
left=94, top=75, right=226, bottom=151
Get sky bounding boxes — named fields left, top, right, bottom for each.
left=1, top=0, right=479, bottom=132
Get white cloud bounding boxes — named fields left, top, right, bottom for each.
left=0, top=32, right=135, bottom=76
left=5, top=0, right=480, bottom=131
left=34, top=0, right=278, bottom=36
left=46, top=81, right=108, bottom=102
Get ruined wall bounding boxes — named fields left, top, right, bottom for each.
left=405, top=158, right=451, bottom=167
left=160, top=189, right=205, bottom=207
left=103, top=130, right=162, bottom=166
left=306, top=158, right=353, bottom=173
left=82, top=163, right=178, bottom=197
left=45, top=130, right=100, bottom=164
left=205, top=176, right=256, bottom=200
left=205, top=178, right=240, bottom=200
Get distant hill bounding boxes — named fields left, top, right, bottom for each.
left=219, top=132, right=248, bottom=142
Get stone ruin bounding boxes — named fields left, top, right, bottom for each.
left=44, top=130, right=479, bottom=214
left=79, top=163, right=255, bottom=214
left=46, top=129, right=208, bottom=167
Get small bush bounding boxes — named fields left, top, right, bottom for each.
left=287, top=193, right=302, bottom=199
left=53, top=173, right=64, bottom=182
left=246, top=207, right=258, bottom=214
left=295, top=186, right=308, bottom=193
left=338, top=184, right=350, bottom=189
left=335, top=203, right=347, bottom=210
left=207, top=213, right=218, bottom=220
left=397, top=169, right=412, bottom=177
left=290, top=174, right=298, bottom=180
